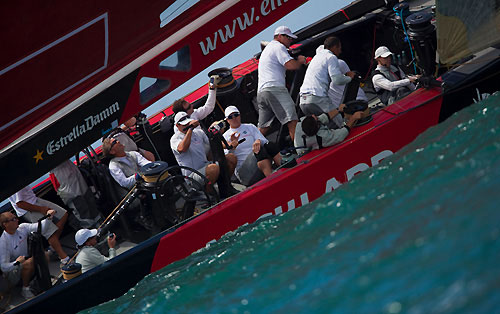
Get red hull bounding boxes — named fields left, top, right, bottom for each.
left=151, top=87, right=443, bottom=272
left=0, top=0, right=307, bottom=199
left=0, top=0, right=306, bottom=150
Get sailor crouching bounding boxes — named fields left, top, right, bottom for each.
left=294, top=104, right=362, bottom=155
left=74, top=229, right=116, bottom=273
left=0, top=210, right=60, bottom=299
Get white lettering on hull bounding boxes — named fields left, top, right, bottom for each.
left=46, top=102, right=120, bottom=155
left=203, top=149, right=393, bottom=248
left=199, top=0, right=289, bottom=56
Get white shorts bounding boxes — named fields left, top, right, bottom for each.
left=21, top=199, right=66, bottom=239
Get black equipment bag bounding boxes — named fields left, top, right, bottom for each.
left=27, top=219, right=52, bottom=294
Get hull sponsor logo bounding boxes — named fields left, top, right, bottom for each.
left=199, top=0, right=291, bottom=56
left=46, top=102, right=120, bottom=155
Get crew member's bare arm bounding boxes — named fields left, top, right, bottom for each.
left=15, top=201, right=50, bottom=215
left=284, top=55, right=307, bottom=70
left=177, top=120, right=200, bottom=153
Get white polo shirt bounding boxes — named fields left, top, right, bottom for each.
left=223, top=124, right=268, bottom=172
left=258, top=40, right=294, bottom=92
left=170, top=128, right=210, bottom=176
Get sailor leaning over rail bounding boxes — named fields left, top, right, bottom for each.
left=294, top=104, right=362, bottom=155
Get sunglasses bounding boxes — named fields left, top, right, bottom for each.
left=110, top=139, right=118, bottom=149
left=2, top=217, right=18, bottom=224
left=282, top=34, right=294, bottom=40
left=178, top=115, right=190, bottom=123
left=227, top=113, right=240, bottom=120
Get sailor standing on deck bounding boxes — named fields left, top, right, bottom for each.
left=103, top=137, right=150, bottom=190
left=299, top=36, right=355, bottom=120
left=372, top=46, right=420, bottom=105
left=257, top=26, right=307, bottom=141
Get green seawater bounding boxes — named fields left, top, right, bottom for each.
left=84, top=93, right=500, bottom=313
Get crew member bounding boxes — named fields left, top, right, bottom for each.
left=0, top=210, right=63, bottom=299
left=103, top=138, right=150, bottom=190
left=372, top=46, right=420, bottom=105
left=328, top=59, right=368, bottom=128
left=257, top=26, right=307, bottom=141
left=223, top=106, right=281, bottom=186
left=50, top=160, right=103, bottom=229
left=103, top=137, right=158, bottom=231
left=171, top=74, right=222, bottom=125
left=294, top=104, right=363, bottom=155
left=8, top=186, right=69, bottom=264
left=105, top=117, right=156, bottom=162
left=299, top=37, right=355, bottom=118
left=170, top=112, right=237, bottom=190
left=74, top=228, right=116, bottom=273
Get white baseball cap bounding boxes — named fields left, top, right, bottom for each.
left=274, top=26, right=297, bottom=39
left=374, top=46, right=393, bottom=59
left=75, top=228, right=98, bottom=246
left=174, top=111, right=193, bottom=125
left=224, top=105, right=240, bottom=118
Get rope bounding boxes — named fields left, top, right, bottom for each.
left=215, top=78, right=235, bottom=89
left=395, top=8, right=418, bottom=74
left=215, top=99, right=225, bottom=116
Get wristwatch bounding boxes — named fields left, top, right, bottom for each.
left=343, top=122, right=350, bottom=133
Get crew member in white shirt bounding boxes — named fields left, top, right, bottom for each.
left=0, top=210, right=63, bottom=299
left=299, top=36, right=355, bottom=118
left=170, top=112, right=236, bottom=188
left=372, top=46, right=420, bottom=105
left=328, top=59, right=368, bottom=128
left=103, top=137, right=150, bottom=189
left=8, top=186, right=69, bottom=264
left=171, top=74, right=222, bottom=127
left=257, top=26, right=307, bottom=141
left=223, top=106, right=281, bottom=185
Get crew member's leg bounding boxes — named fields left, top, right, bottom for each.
left=204, top=163, right=220, bottom=185
left=35, top=198, right=68, bottom=239
left=41, top=219, right=68, bottom=260
left=20, top=258, right=34, bottom=287
left=225, top=153, right=237, bottom=176
left=263, top=87, right=298, bottom=141
left=257, top=90, right=277, bottom=136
